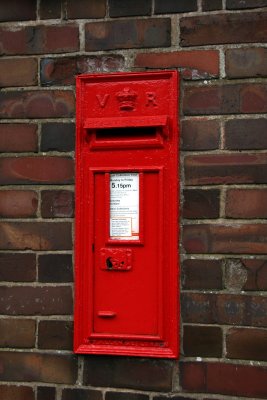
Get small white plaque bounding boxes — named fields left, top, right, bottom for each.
left=110, top=173, right=139, bottom=240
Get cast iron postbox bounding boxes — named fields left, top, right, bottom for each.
left=74, top=71, right=179, bottom=358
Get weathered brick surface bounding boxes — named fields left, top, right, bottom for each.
left=155, top=0, right=197, bottom=13
left=181, top=119, right=220, bottom=150
left=38, top=254, right=73, bottom=282
left=41, top=190, right=74, bottom=218
left=0, top=124, right=38, bottom=152
left=0, top=58, right=38, bottom=87
left=0, top=318, right=36, bottom=348
left=65, top=0, right=106, bottom=19
left=183, top=189, right=220, bottom=219
left=241, top=259, right=267, bottom=291
left=0, top=253, right=36, bottom=282
left=225, top=118, right=267, bottom=150
left=40, top=123, right=75, bottom=151
left=183, top=325, right=222, bottom=357
left=38, top=320, right=73, bottom=350
left=225, top=48, right=267, bottom=78
left=40, top=0, right=61, bottom=19
left=37, top=386, right=56, bottom=400
left=226, top=189, right=267, bottom=218
left=41, top=56, right=124, bottom=86
left=0, top=0, right=36, bottom=22
left=62, top=389, right=103, bottom=400
left=0, top=190, right=38, bottom=218
left=1, top=385, right=34, bottom=400
left=182, top=259, right=223, bottom=290
left=180, top=12, right=267, bottom=46
left=226, top=328, right=267, bottom=361
left=0, top=157, right=74, bottom=184
left=85, top=19, right=171, bottom=51
left=0, top=352, right=77, bottom=383
left=0, top=90, right=75, bottom=119
left=0, top=25, right=79, bottom=55
left=226, top=0, right=267, bottom=9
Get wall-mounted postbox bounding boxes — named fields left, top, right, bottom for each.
left=74, top=71, right=179, bottom=358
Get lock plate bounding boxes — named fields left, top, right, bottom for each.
left=100, top=248, right=132, bottom=271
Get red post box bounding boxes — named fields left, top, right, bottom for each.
left=74, top=71, right=179, bottom=358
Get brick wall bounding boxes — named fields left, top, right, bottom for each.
left=1, top=0, right=267, bottom=399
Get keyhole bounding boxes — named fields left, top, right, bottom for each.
left=106, top=257, right=113, bottom=269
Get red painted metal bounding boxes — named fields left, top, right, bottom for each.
left=74, top=71, right=179, bottom=358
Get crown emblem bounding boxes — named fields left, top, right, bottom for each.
left=116, top=87, right=137, bottom=111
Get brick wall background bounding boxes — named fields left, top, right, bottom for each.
left=1, top=0, right=267, bottom=399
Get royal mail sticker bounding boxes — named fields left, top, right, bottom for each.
left=110, top=173, right=139, bottom=240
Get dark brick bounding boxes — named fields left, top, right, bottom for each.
left=180, top=12, right=267, bottom=46
left=135, top=50, right=219, bottom=80
left=226, top=189, right=267, bottom=218
left=155, top=0, right=197, bottom=13
left=242, top=259, right=267, bottom=291
left=0, top=25, right=79, bottom=55
left=226, top=48, right=267, bottom=78
left=66, top=0, right=106, bottom=19
left=183, top=325, right=222, bottom=357
left=226, top=328, right=267, bottom=361
left=0, top=222, right=72, bottom=250
left=0, top=157, right=74, bottom=185
left=106, top=393, right=148, bottom=400
left=38, top=320, right=73, bottom=350
left=85, top=19, right=171, bottom=51
left=1, top=385, right=34, bottom=400
left=40, top=123, right=75, bottom=151
left=181, top=119, right=220, bottom=150
left=0, top=0, right=36, bottom=21
left=83, top=356, right=173, bottom=391
left=0, top=318, right=35, bottom=348
left=0, top=286, right=72, bottom=315
left=225, top=118, right=267, bottom=150
left=0, top=124, right=38, bottom=152
left=41, top=56, right=125, bottom=86
left=38, top=254, right=73, bottom=282
left=109, top=0, right=151, bottom=17
left=0, top=190, right=37, bottom=218
left=182, top=259, right=223, bottom=290
left=41, top=190, right=74, bottom=218
left=202, top=0, right=222, bottom=11
left=0, top=58, right=37, bottom=87
left=182, top=292, right=215, bottom=324
left=62, top=389, right=102, bottom=400
left=0, top=352, right=77, bottom=384
left=0, top=253, right=36, bottom=282
left=183, top=223, right=267, bottom=254
left=37, top=387, right=56, bottom=400
left=185, top=153, right=267, bottom=185
left=227, top=0, right=267, bottom=9
left=181, top=362, right=267, bottom=398
left=40, top=0, right=61, bottom=19
left=0, top=90, right=75, bottom=119
left=183, top=189, right=220, bottom=219
left=153, top=397, right=197, bottom=400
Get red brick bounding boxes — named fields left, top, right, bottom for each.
left=227, top=0, right=267, bottom=9
left=41, top=56, right=125, bottom=86
left=0, top=286, right=72, bottom=315
left=0, top=222, right=72, bottom=250
left=40, top=0, right=61, bottom=19
left=109, top=0, right=151, bottom=17
left=85, top=19, right=171, bottom=51
left=180, top=12, right=267, bottom=46
left=62, top=389, right=102, bottom=400
left=226, top=328, right=267, bottom=361
left=0, top=90, right=75, bottom=119
left=183, top=189, right=220, bottom=219
left=0, top=190, right=38, bottom=218
left=0, top=318, right=35, bottom=348
left=1, top=385, right=34, bottom=400
left=0, top=352, right=77, bottom=383
left=225, top=118, right=267, bottom=150
left=0, top=124, right=38, bottom=152
left=181, top=119, right=220, bottom=150
left=182, top=259, right=223, bottom=290
left=183, top=223, right=267, bottom=254
left=41, top=190, right=74, bottom=218
left=0, top=0, right=36, bottom=21
left=38, top=254, right=73, bottom=283
left=183, top=325, right=222, bottom=357
left=185, top=153, right=267, bottom=185
left=242, top=259, right=267, bottom=290
left=0, top=157, right=74, bottom=184
left=226, top=189, right=267, bottom=218
left=0, top=25, right=79, bottom=55
left=83, top=356, right=173, bottom=391
left=135, top=50, right=219, bottom=80
left=202, top=0, right=222, bottom=11
left=0, top=253, right=36, bottom=282
left=38, top=320, right=73, bottom=350
left=181, top=362, right=267, bottom=398
left=0, top=58, right=37, bottom=87
left=37, top=387, right=56, bottom=400
left=241, top=84, right=267, bottom=113
left=155, top=0, right=197, bottom=13
left=226, top=48, right=267, bottom=79
left=66, top=0, right=106, bottom=18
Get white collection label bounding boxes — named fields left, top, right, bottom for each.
left=110, top=173, right=139, bottom=240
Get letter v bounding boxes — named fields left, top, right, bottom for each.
left=96, top=94, right=110, bottom=108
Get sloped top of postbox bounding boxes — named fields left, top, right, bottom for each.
left=76, top=71, right=178, bottom=120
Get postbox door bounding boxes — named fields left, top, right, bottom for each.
left=92, top=169, right=163, bottom=339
